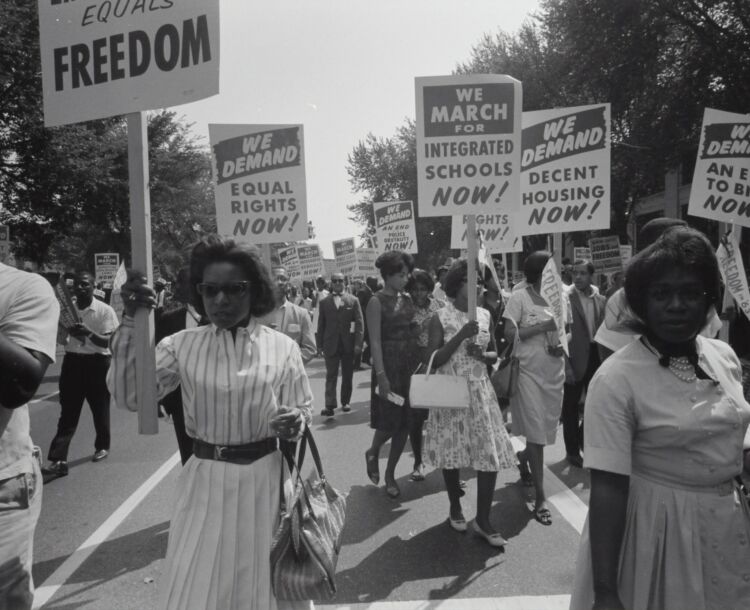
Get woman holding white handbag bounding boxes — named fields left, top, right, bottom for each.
left=422, top=259, right=516, bottom=547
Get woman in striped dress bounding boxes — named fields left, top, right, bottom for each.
left=108, top=236, right=314, bottom=610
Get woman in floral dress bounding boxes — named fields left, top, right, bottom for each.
left=423, top=260, right=516, bottom=547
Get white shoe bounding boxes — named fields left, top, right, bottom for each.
left=472, top=522, right=507, bottom=547
left=448, top=516, right=467, bottom=533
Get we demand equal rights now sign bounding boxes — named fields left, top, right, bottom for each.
left=209, top=124, right=309, bottom=244
left=415, top=75, right=522, bottom=218
left=688, top=108, right=750, bottom=228
left=38, top=0, right=219, bottom=127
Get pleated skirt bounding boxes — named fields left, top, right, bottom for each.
left=159, top=451, right=313, bottom=610
left=570, top=473, right=750, bottom=610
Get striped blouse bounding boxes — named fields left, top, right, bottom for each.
left=107, top=317, right=314, bottom=445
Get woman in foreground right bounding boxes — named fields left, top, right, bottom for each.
left=570, top=227, right=750, bottom=610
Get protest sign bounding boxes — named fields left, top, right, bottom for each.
left=0, top=225, right=9, bottom=263
left=333, top=238, right=358, bottom=275
left=717, top=236, right=750, bottom=320
left=209, top=124, right=308, bottom=244
left=573, top=246, right=592, bottom=261
left=688, top=108, right=750, bottom=227
left=520, top=104, right=610, bottom=235
left=55, top=280, right=81, bottom=331
left=323, top=258, right=337, bottom=278
left=297, top=245, right=324, bottom=281
left=540, top=258, right=569, bottom=356
left=278, top=245, right=302, bottom=283
left=355, top=247, right=378, bottom=276
left=450, top=213, right=521, bottom=253
left=588, top=236, right=622, bottom=274
left=37, top=0, right=219, bottom=127
left=415, top=74, right=522, bottom=218
left=95, top=253, right=120, bottom=288
left=109, top=262, right=127, bottom=321
left=373, top=201, right=418, bottom=253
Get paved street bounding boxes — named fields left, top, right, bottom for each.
left=29, top=350, right=590, bottom=609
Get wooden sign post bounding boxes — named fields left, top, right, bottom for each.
left=466, top=215, right=478, bottom=322
left=127, top=112, right=158, bottom=434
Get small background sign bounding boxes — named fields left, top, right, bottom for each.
left=95, top=253, right=120, bottom=288
left=588, top=236, right=622, bottom=274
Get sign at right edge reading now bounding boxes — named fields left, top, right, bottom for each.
left=688, top=108, right=750, bottom=228
left=415, top=74, right=522, bottom=218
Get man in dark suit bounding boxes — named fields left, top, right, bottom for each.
left=352, top=277, right=373, bottom=369
left=563, top=260, right=606, bottom=467
left=154, top=268, right=200, bottom=465
left=317, top=273, right=363, bottom=417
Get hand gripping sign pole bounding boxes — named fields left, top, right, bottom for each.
left=127, top=112, right=158, bottom=435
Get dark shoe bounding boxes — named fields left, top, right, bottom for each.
left=385, top=479, right=400, bottom=499
left=341, top=404, right=352, bottom=413
left=92, top=449, right=109, bottom=462
left=320, top=408, right=335, bottom=417
left=566, top=454, right=583, bottom=468
left=365, top=449, right=380, bottom=485
left=410, top=464, right=426, bottom=481
left=42, top=461, right=68, bottom=477
left=534, top=506, right=553, bottom=526
left=516, top=451, right=533, bottom=486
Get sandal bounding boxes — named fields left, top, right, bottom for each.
left=516, top=451, right=533, bottom=487
left=534, top=506, right=552, bottom=526
left=410, top=464, right=426, bottom=482
left=385, top=480, right=401, bottom=499
left=365, top=449, right=379, bottom=485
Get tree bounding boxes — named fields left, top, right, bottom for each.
left=346, top=121, right=453, bottom=271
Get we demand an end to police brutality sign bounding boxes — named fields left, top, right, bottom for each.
left=38, top=0, right=219, bottom=127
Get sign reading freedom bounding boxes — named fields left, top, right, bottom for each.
left=38, top=0, right=220, bottom=127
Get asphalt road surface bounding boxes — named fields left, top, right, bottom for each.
left=29, top=348, right=590, bottom=609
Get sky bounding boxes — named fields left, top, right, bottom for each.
left=179, top=0, right=541, bottom=258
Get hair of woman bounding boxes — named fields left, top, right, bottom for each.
left=407, top=268, right=435, bottom=293
left=523, top=251, right=552, bottom=285
left=189, top=234, right=276, bottom=318
left=443, top=259, right=469, bottom=299
left=375, top=250, right=415, bottom=279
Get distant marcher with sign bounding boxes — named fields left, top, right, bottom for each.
left=562, top=260, right=606, bottom=468
left=0, top=261, right=59, bottom=608
left=423, top=259, right=516, bottom=546
left=503, top=252, right=566, bottom=526
left=259, top=267, right=316, bottom=363
left=365, top=252, right=420, bottom=499
left=108, top=235, right=313, bottom=610
left=317, top=273, right=364, bottom=416
left=43, top=271, right=119, bottom=476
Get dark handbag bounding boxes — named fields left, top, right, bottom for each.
left=490, top=318, right=520, bottom=401
left=270, top=428, right=347, bottom=601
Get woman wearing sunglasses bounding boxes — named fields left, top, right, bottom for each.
left=108, top=235, right=314, bottom=610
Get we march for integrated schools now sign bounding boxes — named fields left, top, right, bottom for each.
left=38, top=0, right=219, bottom=127
left=415, top=74, right=522, bottom=219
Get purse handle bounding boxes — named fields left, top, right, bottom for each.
left=277, top=427, right=325, bottom=516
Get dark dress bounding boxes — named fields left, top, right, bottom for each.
left=370, top=291, right=420, bottom=431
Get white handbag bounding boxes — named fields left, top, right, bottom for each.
left=409, top=350, right=471, bottom=409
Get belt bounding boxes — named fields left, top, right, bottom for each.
left=192, top=438, right=278, bottom=465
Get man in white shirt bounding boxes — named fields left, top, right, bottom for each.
left=43, top=271, right=119, bottom=476
left=0, top=263, right=59, bottom=607
left=259, top=268, right=316, bottom=363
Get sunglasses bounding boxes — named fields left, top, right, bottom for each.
left=196, top=281, right=249, bottom=298
left=331, top=279, right=345, bottom=284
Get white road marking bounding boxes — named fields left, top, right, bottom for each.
left=510, top=437, right=587, bottom=534
left=32, top=451, right=181, bottom=608
left=30, top=391, right=59, bottom=404
left=318, top=595, right=571, bottom=609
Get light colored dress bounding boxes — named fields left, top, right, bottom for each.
left=108, top=318, right=313, bottom=610
left=423, top=302, right=516, bottom=471
left=570, top=336, right=750, bottom=610
left=503, top=287, right=565, bottom=445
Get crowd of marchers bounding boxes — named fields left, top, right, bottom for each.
left=1, top=218, right=749, bottom=610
